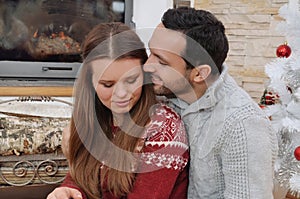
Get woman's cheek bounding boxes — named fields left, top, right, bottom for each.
left=96, top=86, right=112, bottom=103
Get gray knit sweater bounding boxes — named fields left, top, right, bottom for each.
left=167, top=65, right=278, bottom=199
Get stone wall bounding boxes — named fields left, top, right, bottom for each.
left=194, top=0, right=289, bottom=102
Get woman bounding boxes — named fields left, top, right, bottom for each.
left=47, top=22, right=189, bottom=199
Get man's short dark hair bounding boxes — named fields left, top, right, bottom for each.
left=162, top=7, right=229, bottom=74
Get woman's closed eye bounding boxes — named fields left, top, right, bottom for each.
left=126, top=78, right=138, bottom=84
left=99, top=81, right=114, bottom=88
left=99, top=78, right=137, bottom=88
left=103, top=83, right=114, bottom=88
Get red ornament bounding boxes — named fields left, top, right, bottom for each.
left=276, top=43, right=291, bottom=58
left=265, top=91, right=280, bottom=105
left=294, top=146, right=300, bottom=161
left=259, top=104, right=266, bottom=109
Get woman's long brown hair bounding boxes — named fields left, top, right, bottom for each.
left=68, top=22, right=157, bottom=198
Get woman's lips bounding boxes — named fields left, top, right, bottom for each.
left=114, top=99, right=131, bottom=107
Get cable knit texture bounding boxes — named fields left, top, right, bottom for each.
left=167, top=65, right=278, bottom=199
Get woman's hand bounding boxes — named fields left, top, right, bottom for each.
left=47, top=187, right=82, bottom=199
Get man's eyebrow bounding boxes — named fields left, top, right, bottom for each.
left=148, top=44, right=169, bottom=63
left=153, top=52, right=168, bottom=63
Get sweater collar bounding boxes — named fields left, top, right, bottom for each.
left=171, top=64, right=228, bottom=114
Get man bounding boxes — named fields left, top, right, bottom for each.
left=143, top=7, right=278, bottom=199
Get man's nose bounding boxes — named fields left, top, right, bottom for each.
left=143, top=55, right=156, bottom=72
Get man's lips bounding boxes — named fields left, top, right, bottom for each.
left=151, top=75, right=163, bottom=85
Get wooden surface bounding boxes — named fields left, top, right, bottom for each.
left=0, top=183, right=60, bottom=199
left=0, top=86, right=73, bottom=96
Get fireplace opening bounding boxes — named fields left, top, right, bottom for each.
left=0, top=0, right=129, bottom=62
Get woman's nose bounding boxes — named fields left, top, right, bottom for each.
left=113, top=83, right=127, bottom=98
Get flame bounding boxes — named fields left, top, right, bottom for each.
left=33, top=30, right=38, bottom=38
left=59, top=31, right=66, bottom=40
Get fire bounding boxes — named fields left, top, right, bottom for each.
left=58, top=31, right=66, bottom=40
left=33, top=30, right=68, bottom=40
left=33, top=30, right=38, bottom=38
left=29, top=28, right=81, bottom=56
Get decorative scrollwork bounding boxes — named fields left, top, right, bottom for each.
left=36, top=159, right=65, bottom=184
left=0, top=159, right=67, bottom=186
left=0, top=161, right=35, bottom=186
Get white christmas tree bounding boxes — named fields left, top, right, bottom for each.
left=260, top=0, right=300, bottom=197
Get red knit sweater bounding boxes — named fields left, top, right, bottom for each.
left=61, top=104, right=189, bottom=199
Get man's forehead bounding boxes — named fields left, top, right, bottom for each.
left=149, top=24, right=186, bottom=55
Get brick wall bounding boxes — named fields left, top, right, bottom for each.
left=194, top=0, right=289, bottom=102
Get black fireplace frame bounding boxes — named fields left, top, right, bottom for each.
left=0, top=0, right=134, bottom=86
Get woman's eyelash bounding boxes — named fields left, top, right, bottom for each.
left=99, top=76, right=138, bottom=87
left=127, top=78, right=137, bottom=83
left=102, top=83, right=113, bottom=88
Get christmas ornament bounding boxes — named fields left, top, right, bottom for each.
left=259, top=89, right=280, bottom=105
left=259, top=104, right=266, bottom=109
left=276, top=43, right=291, bottom=58
left=294, top=146, right=300, bottom=161
left=266, top=91, right=280, bottom=105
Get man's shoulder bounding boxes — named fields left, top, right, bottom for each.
left=222, top=78, right=260, bottom=113
left=216, top=80, right=268, bottom=124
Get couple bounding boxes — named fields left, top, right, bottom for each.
left=47, top=7, right=278, bottom=199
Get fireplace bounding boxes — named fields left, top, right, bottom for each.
left=0, top=0, right=133, bottom=86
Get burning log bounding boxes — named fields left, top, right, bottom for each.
left=26, top=30, right=81, bottom=59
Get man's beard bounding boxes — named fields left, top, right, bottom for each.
left=154, top=85, right=175, bottom=98
left=153, top=74, right=193, bottom=99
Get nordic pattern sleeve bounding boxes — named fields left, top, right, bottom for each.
left=60, top=172, right=88, bottom=199
left=127, top=104, right=189, bottom=199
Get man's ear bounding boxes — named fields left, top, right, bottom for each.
left=192, top=65, right=211, bottom=83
